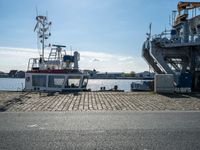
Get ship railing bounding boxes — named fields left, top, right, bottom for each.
left=152, top=30, right=171, bottom=40
left=27, top=58, right=39, bottom=71
left=169, top=33, right=200, bottom=45
left=152, top=30, right=200, bottom=45
left=27, top=57, right=48, bottom=71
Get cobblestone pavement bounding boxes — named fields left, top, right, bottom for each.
left=0, top=92, right=200, bottom=112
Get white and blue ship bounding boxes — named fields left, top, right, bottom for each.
left=25, top=16, right=89, bottom=92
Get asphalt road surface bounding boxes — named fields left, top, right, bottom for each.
left=0, top=111, right=200, bottom=150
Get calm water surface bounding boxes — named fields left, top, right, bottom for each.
left=0, top=78, right=142, bottom=92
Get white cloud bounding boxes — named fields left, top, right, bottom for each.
left=0, top=47, right=148, bottom=73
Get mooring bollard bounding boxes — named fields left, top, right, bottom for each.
left=114, top=85, right=118, bottom=91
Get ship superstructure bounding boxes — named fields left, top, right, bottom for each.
left=142, top=1, right=200, bottom=92
left=25, top=15, right=89, bottom=92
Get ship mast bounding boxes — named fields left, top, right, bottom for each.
left=34, top=15, right=51, bottom=63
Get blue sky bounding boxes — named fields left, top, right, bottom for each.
left=0, top=0, right=191, bottom=72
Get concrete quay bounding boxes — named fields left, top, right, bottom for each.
left=0, top=91, right=200, bottom=112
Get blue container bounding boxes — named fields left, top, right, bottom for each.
left=63, top=55, right=74, bottom=62
left=177, top=73, right=192, bottom=88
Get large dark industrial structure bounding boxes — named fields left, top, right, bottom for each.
left=143, top=1, right=200, bottom=92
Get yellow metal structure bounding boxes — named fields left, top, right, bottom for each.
left=178, top=1, right=200, bottom=13
left=174, top=2, right=200, bottom=26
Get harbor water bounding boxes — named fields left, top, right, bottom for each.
left=0, top=78, right=143, bottom=92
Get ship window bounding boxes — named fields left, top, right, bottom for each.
left=32, top=75, right=46, bottom=87
left=66, top=76, right=81, bottom=88
left=48, top=76, right=65, bottom=88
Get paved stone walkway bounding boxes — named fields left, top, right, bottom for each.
left=0, top=92, right=200, bottom=112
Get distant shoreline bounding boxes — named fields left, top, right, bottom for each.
left=0, top=77, right=24, bottom=79
left=0, top=77, right=154, bottom=80
left=89, top=77, right=154, bottom=80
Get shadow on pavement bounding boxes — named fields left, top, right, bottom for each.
left=159, top=93, right=191, bottom=99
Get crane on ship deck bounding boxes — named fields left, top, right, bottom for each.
left=178, top=1, right=200, bottom=13
left=175, top=1, right=200, bottom=26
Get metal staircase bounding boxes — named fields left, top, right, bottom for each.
left=142, top=41, right=164, bottom=74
